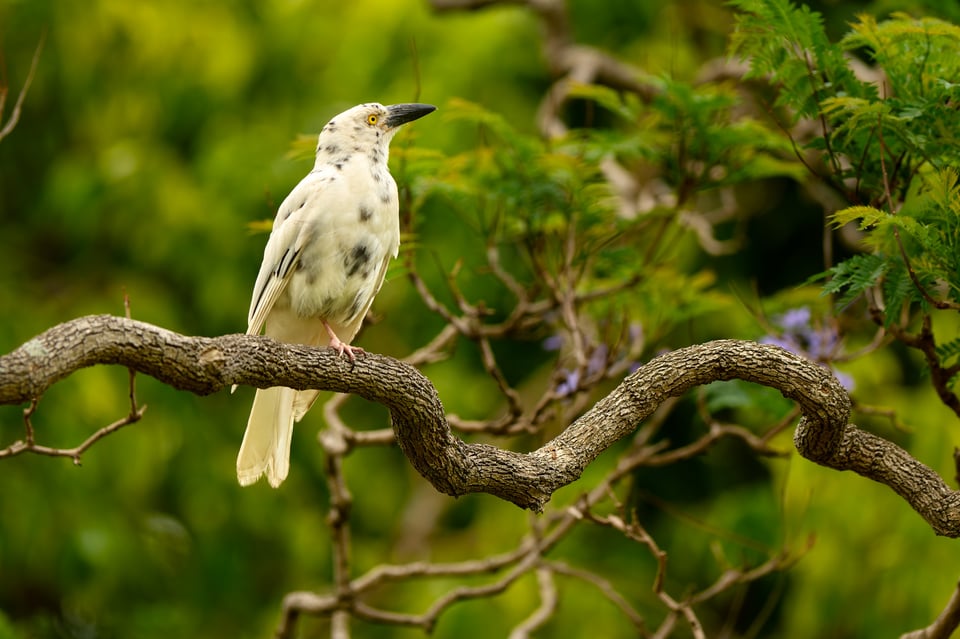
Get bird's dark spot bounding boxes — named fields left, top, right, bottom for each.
left=352, top=145, right=362, bottom=153
left=326, top=120, right=337, bottom=132
left=380, top=190, right=392, bottom=204
left=297, top=222, right=321, bottom=261
left=318, top=296, right=335, bottom=316
left=348, top=292, right=364, bottom=320
left=325, top=144, right=340, bottom=154
left=353, top=125, right=363, bottom=132
left=372, top=171, right=382, bottom=183
left=334, top=163, right=343, bottom=171
left=359, top=205, right=373, bottom=222
left=344, top=243, right=371, bottom=277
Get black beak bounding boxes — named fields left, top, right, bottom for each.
left=385, top=103, right=436, bottom=128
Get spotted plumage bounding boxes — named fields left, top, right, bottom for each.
left=236, top=101, right=435, bottom=488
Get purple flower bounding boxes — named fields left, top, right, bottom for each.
left=761, top=334, right=800, bottom=354
left=834, top=370, right=855, bottom=391
left=764, top=306, right=839, bottom=359
left=587, top=344, right=608, bottom=376
left=542, top=334, right=564, bottom=352
left=807, top=328, right=839, bottom=360
left=763, top=306, right=854, bottom=391
left=777, top=307, right=812, bottom=333
left=555, top=369, right=581, bottom=397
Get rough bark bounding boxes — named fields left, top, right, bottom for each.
left=2, top=314, right=960, bottom=536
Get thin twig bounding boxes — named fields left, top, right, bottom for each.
left=0, top=32, right=45, bottom=143
left=0, top=354, right=147, bottom=463
left=508, top=566, right=558, bottom=639
left=546, top=560, right=647, bottom=631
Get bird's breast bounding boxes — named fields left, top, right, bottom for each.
left=282, top=172, right=399, bottom=325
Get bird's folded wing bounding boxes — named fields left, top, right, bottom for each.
left=246, top=178, right=322, bottom=336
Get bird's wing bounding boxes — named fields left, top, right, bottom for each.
left=246, top=174, right=325, bottom=336
left=360, top=249, right=395, bottom=323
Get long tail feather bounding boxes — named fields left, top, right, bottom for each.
left=237, top=386, right=296, bottom=487
left=293, top=390, right=322, bottom=422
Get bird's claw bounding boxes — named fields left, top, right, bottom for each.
left=329, top=336, right=364, bottom=362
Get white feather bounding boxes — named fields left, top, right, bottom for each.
left=236, top=102, right=432, bottom=487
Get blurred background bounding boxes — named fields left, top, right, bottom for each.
left=2, top=0, right=960, bottom=637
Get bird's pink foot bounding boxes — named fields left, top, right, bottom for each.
left=329, top=336, right=364, bottom=362
left=324, top=322, right=364, bottom=362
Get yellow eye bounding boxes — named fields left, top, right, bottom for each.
left=367, top=114, right=379, bottom=125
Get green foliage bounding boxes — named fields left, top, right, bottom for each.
left=936, top=336, right=960, bottom=368
left=405, top=98, right=737, bottom=340
left=730, top=0, right=873, bottom=121
left=842, top=13, right=960, bottom=101
left=704, top=379, right=796, bottom=425
left=820, top=165, right=960, bottom=319
left=5, top=1, right=960, bottom=638
left=819, top=253, right=887, bottom=308
left=570, top=79, right=806, bottom=193
left=732, top=3, right=960, bottom=201
left=732, top=0, right=960, bottom=353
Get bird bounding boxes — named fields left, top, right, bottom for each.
left=236, top=102, right=436, bottom=488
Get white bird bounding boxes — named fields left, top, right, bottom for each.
left=237, top=102, right=436, bottom=488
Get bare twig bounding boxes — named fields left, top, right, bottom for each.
left=546, top=560, right=647, bottom=631
left=0, top=357, right=146, bottom=464
left=508, top=566, right=557, bottom=639
left=0, top=32, right=45, bottom=143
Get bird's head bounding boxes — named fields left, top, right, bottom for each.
left=317, top=102, right=436, bottom=155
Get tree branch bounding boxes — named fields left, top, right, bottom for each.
left=2, top=314, right=960, bottom=537
left=900, top=580, right=960, bottom=639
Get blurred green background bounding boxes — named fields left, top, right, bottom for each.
left=2, top=0, right=960, bottom=637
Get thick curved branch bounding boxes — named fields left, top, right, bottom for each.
left=2, top=315, right=959, bottom=536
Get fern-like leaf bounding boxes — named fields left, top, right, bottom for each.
left=821, top=253, right=887, bottom=307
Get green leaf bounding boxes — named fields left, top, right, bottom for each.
left=881, top=261, right=914, bottom=327
left=821, top=253, right=887, bottom=307
left=936, top=336, right=960, bottom=365
left=830, top=205, right=886, bottom=229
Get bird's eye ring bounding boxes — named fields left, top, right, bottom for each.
left=367, top=114, right=379, bottom=125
